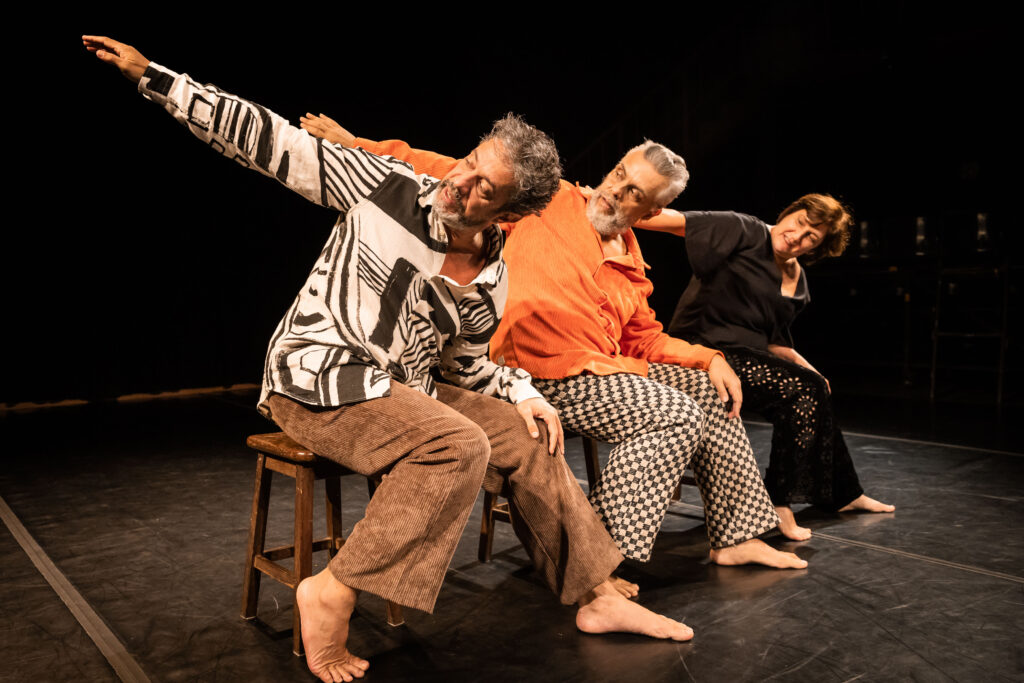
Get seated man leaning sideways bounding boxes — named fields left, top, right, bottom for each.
left=86, top=35, right=695, bottom=683
left=300, top=115, right=810, bottom=584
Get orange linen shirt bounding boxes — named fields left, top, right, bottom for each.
left=355, top=138, right=722, bottom=379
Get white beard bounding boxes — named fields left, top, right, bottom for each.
left=586, top=191, right=630, bottom=236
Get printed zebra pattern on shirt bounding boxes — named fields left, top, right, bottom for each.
left=138, top=63, right=542, bottom=417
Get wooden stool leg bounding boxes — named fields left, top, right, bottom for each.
left=582, top=437, right=601, bottom=492
left=241, top=453, right=272, bottom=620
left=386, top=602, right=405, bottom=627
left=478, top=490, right=497, bottom=563
left=292, top=466, right=315, bottom=656
left=325, top=475, right=343, bottom=557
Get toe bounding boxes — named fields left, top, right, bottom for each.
left=673, top=622, right=694, bottom=641
left=344, top=661, right=367, bottom=678
left=326, top=664, right=348, bottom=683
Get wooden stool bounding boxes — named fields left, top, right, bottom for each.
left=241, top=432, right=404, bottom=656
left=477, top=434, right=698, bottom=562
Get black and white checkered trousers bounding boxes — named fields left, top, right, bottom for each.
left=533, top=363, right=779, bottom=561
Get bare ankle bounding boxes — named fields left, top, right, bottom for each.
left=579, top=577, right=619, bottom=607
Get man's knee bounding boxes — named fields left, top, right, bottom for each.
left=668, top=396, right=707, bottom=441
left=633, top=391, right=706, bottom=446
left=421, top=416, right=491, bottom=481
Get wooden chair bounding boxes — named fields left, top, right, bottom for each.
left=477, top=434, right=698, bottom=562
left=241, top=432, right=404, bottom=656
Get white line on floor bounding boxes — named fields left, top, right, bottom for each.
left=0, top=495, right=151, bottom=683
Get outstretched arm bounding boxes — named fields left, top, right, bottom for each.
left=300, top=113, right=460, bottom=179
left=634, top=208, right=686, bottom=236
left=299, top=112, right=356, bottom=147
left=83, top=35, right=150, bottom=82
left=84, top=36, right=403, bottom=214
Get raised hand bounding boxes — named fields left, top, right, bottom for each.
left=83, top=36, right=150, bottom=83
left=299, top=113, right=356, bottom=147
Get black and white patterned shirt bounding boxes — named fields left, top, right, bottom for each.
left=138, top=63, right=541, bottom=417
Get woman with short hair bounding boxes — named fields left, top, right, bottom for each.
left=662, top=195, right=894, bottom=539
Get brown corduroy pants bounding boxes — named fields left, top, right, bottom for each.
left=267, top=383, right=623, bottom=613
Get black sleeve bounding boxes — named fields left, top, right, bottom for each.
left=683, top=211, right=767, bottom=278
left=769, top=325, right=796, bottom=348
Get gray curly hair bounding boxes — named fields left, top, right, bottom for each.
left=482, top=113, right=562, bottom=217
left=626, top=139, right=689, bottom=206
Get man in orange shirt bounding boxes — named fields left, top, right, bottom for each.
left=302, top=116, right=808, bottom=572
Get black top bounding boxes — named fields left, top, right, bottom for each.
left=667, top=211, right=809, bottom=350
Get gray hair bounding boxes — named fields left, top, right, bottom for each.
left=482, top=113, right=562, bottom=217
left=627, top=139, right=689, bottom=206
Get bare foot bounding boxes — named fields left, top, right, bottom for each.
left=576, top=588, right=693, bottom=641
left=710, top=539, right=807, bottom=569
left=839, top=494, right=895, bottom=513
left=775, top=505, right=812, bottom=541
left=611, top=574, right=639, bottom=598
left=296, top=569, right=369, bottom=682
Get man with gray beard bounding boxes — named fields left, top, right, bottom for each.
left=490, top=141, right=811, bottom=570
left=299, top=118, right=810, bottom=580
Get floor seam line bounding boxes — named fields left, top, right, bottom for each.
left=0, top=495, right=152, bottom=683
left=812, top=531, right=1024, bottom=584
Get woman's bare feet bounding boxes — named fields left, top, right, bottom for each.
left=576, top=580, right=692, bottom=641
left=709, top=538, right=807, bottom=569
left=295, top=569, right=369, bottom=682
left=839, top=494, right=895, bottom=513
left=611, top=574, right=639, bottom=598
left=775, top=505, right=812, bottom=541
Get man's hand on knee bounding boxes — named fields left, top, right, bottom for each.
left=708, top=355, right=743, bottom=418
left=515, top=398, right=564, bottom=456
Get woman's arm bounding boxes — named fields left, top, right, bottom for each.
left=634, top=208, right=686, bottom=236
left=767, top=344, right=831, bottom=393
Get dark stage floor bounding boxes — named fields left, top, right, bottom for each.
left=2, top=390, right=1022, bottom=682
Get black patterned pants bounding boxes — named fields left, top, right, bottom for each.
left=723, top=347, right=863, bottom=510
left=533, top=363, right=779, bottom=561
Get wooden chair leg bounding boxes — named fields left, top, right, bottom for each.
left=478, top=491, right=497, bottom=563
left=325, top=475, right=343, bottom=556
left=241, top=453, right=272, bottom=620
left=582, top=437, right=601, bottom=492
left=386, top=602, right=405, bottom=627
left=292, top=466, right=315, bottom=656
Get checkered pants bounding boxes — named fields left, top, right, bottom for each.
left=533, top=363, right=779, bottom=561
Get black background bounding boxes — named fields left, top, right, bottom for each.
left=6, top=5, right=1016, bottom=404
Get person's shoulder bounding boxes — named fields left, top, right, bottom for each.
left=684, top=210, right=764, bottom=224
left=530, top=180, right=585, bottom=220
